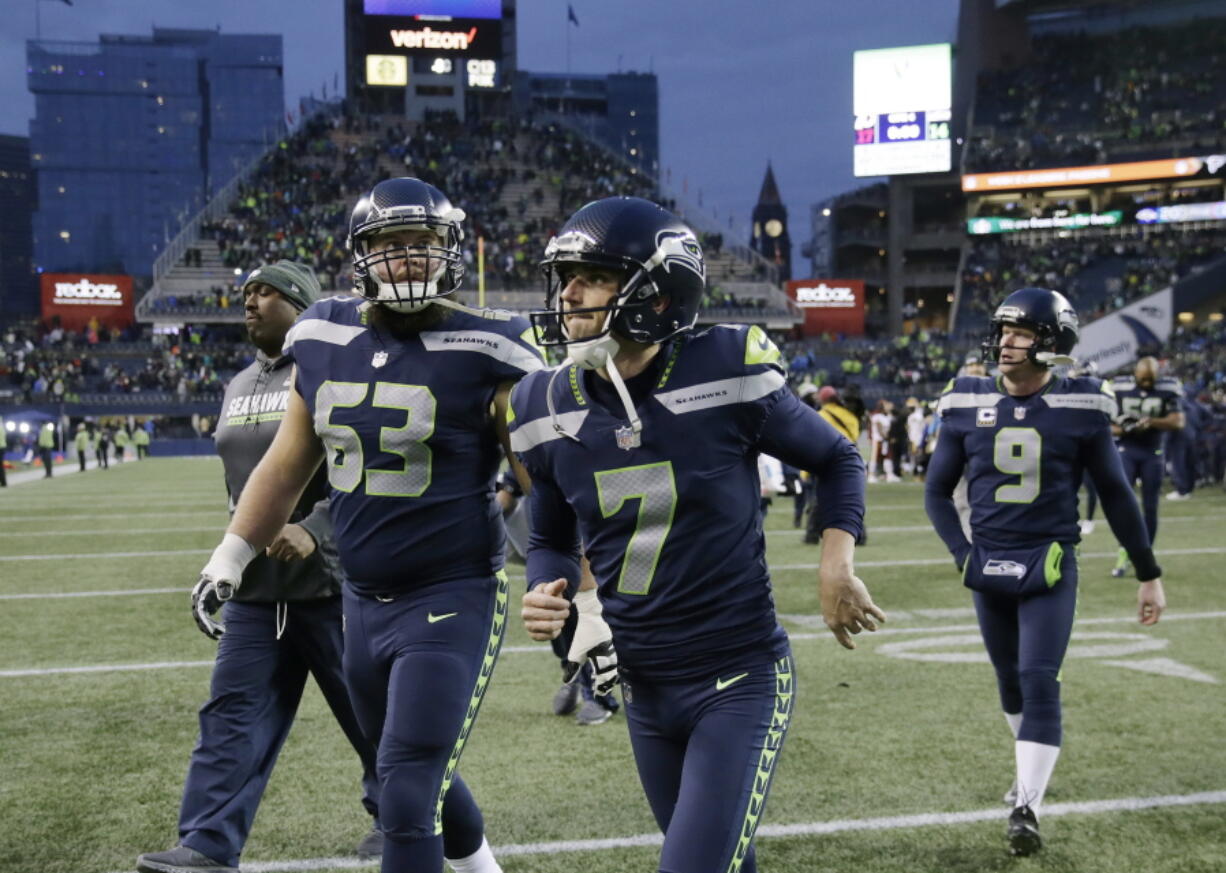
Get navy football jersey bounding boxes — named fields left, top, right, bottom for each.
left=935, top=375, right=1118, bottom=550
left=1111, top=375, right=1183, bottom=453
left=285, top=297, right=544, bottom=593
left=510, top=325, right=864, bottom=680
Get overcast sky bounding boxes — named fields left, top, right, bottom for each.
left=0, top=0, right=960, bottom=270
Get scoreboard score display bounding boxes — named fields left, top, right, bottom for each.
left=853, top=43, right=952, bottom=177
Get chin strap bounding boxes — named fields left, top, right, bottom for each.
left=548, top=333, right=643, bottom=443
left=1035, top=352, right=1076, bottom=367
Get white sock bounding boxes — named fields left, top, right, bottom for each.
left=447, top=837, right=502, bottom=873
left=1014, top=740, right=1060, bottom=814
left=1004, top=711, right=1023, bottom=739
left=884, top=458, right=895, bottom=476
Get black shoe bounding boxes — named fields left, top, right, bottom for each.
left=1007, top=805, right=1041, bottom=857
left=551, top=680, right=580, bottom=716
left=356, top=824, right=384, bottom=859
left=136, top=845, right=237, bottom=873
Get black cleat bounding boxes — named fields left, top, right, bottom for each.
left=1007, top=805, right=1042, bottom=856
left=355, top=824, right=384, bottom=859
left=136, top=845, right=237, bottom=873
left=551, top=680, right=580, bottom=716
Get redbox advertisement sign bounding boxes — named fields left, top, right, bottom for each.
left=787, top=279, right=865, bottom=336
left=40, top=273, right=135, bottom=331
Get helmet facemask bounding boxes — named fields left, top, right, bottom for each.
left=353, top=215, right=465, bottom=313
left=530, top=234, right=658, bottom=369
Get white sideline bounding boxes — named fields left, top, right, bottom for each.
left=5, top=611, right=1222, bottom=677
left=106, top=790, right=1226, bottom=872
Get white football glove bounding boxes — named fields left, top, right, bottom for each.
left=191, top=534, right=258, bottom=640
left=562, top=589, right=620, bottom=697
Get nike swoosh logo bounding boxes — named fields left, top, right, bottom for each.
left=715, top=672, right=749, bottom=691
left=427, top=612, right=458, bottom=624
left=758, top=337, right=770, bottom=351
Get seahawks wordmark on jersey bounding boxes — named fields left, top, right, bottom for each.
left=285, top=296, right=543, bottom=594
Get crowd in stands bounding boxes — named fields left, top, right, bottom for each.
left=966, top=18, right=1226, bottom=172
left=1166, top=319, right=1226, bottom=395
left=185, top=108, right=659, bottom=298
left=960, top=226, right=1226, bottom=327
left=784, top=329, right=963, bottom=392
left=1, top=322, right=250, bottom=404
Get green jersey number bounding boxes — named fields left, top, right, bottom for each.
left=594, top=461, right=677, bottom=596
left=315, top=380, right=436, bottom=497
left=993, top=426, right=1041, bottom=504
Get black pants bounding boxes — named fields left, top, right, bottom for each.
left=178, top=597, right=379, bottom=867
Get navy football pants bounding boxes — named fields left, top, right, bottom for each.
left=342, top=573, right=507, bottom=873
left=623, top=653, right=795, bottom=873
left=973, top=548, right=1078, bottom=747
left=179, top=598, right=379, bottom=868
left=1119, top=447, right=1163, bottom=545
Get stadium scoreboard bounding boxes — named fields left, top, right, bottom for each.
left=853, top=43, right=952, bottom=178
left=362, top=0, right=503, bottom=89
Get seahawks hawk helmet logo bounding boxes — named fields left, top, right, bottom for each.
left=646, top=230, right=705, bottom=280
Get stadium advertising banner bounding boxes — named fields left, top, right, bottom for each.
left=40, top=273, right=134, bottom=331
left=853, top=43, right=952, bottom=178
left=1071, top=287, right=1172, bottom=374
left=967, top=211, right=1123, bottom=234
left=787, top=279, right=865, bottom=336
left=1136, top=200, right=1226, bottom=224
left=363, top=0, right=502, bottom=84
left=962, top=154, right=1226, bottom=192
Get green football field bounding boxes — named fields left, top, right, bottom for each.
left=1, top=458, right=1223, bottom=873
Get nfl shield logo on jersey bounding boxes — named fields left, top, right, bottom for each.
left=371, top=350, right=388, bottom=368
left=614, top=424, right=641, bottom=450
left=1014, top=407, right=1027, bottom=420
left=976, top=408, right=998, bottom=427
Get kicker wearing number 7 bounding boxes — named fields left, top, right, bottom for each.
left=513, top=196, right=883, bottom=873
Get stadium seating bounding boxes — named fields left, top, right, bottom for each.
left=966, top=19, right=1226, bottom=173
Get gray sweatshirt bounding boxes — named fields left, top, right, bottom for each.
left=214, top=351, right=341, bottom=602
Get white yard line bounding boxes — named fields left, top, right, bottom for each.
left=3, top=544, right=1220, bottom=566
left=0, top=526, right=222, bottom=538
left=775, top=546, right=1226, bottom=571
left=7, top=612, right=1222, bottom=677
left=0, top=510, right=226, bottom=522
left=103, top=790, right=1226, bottom=872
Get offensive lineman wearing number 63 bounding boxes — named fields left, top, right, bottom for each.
left=192, top=178, right=548, bottom=873
left=924, top=286, right=1166, bottom=857
left=513, top=196, right=884, bottom=873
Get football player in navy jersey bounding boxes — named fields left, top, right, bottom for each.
left=925, top=287, right=1166, bottom=857
left=193, top=178, right=546, bottom=873
left=513, top=197, right=883, bottom=873
left=1109, top=356, right=1185, bottom=577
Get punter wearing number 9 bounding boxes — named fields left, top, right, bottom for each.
left=510, top=197, right=881, bottom=873
left=924, top=287, right=1166, bottom=858
left=194, top=178, right=546, bottom=873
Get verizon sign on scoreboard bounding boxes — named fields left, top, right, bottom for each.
left=40, top=273, right=134, bottom=330
left=787, top=280, right=865, bottom=336
left=363, top=0, right=502, bottom=73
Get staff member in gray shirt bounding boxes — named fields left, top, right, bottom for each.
left=138, top=261, right=381, bottom=873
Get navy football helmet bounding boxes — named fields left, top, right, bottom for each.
left=348, top=178, right=466, bottom=312
left=531, top=197, right=706, bottom=350
left=982, top=287, right=1079, bottom=367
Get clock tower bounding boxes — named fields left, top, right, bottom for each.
left=750, top=163, right=791, bottom=281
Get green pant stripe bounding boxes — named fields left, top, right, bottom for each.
left=725, top=654, right=795, bottom=873
left=432, top=569, right=509, bottom=834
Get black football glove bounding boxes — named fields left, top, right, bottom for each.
left=562, top=589, right=620, bottom=697
left=190, top=577, right=236, bottom=640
